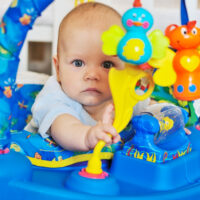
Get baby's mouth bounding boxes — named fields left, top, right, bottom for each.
left=82, top=88, right=101, bottom=94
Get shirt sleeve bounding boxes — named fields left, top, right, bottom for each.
left=31, top=76, right=81, bottom=138
left=32, top=103, right=80, bottom=138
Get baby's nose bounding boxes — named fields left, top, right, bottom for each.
left=84, top=67, right=100, bottom=80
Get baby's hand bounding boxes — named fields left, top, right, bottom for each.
left=85, top=121, right=120, bottom=149
left=85, top=104, right=120, bottom=149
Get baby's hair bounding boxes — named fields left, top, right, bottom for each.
left=57, top=2, right=121, bottom=54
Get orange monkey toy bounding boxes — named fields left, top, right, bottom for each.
left=165, top=21, right=200, bottom=101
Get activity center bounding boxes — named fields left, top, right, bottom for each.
left=0, top=0, right=200, bottom=199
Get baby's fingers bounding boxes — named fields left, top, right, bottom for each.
left=113, top=134, right=121, bottom=144
left=102, top=124, right=118, bottom=138
left=102, top=103, right=114, bottom=125
left=97, top=132, right=112, bottom=144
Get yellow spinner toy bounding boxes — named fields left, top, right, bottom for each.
left=85, top=63, right=155, bottom=175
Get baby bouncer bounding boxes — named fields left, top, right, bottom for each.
left=0, top=0, right=200, bottom=199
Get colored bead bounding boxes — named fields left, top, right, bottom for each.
left=177, top=85, right=184, bottom=93
left=189, top=84, right=197, bottom=93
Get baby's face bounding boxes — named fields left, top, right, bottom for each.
left=55, top=25, right=124, bottom=108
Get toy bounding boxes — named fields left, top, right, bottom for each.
left=165, top=21, right=200, bottom=101
left=1, top=0, right=200, bottom=200
left=117, top=0, right=153, bottom=64
left=102, top=0, right=169, bottom=65
left=124, top=105, right=191, bottom=163
left=85, top=64, right=154, bottom=172
left=149, top=9, right=200, bottom=126
left=150, top=8, right=200, bottom=101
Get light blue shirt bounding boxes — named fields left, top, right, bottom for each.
left=29, top=76, right=96, bottom=138
left=27, top=75, right=150, bottom=138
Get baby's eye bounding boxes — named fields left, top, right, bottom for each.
left=102, top=61, right=114, bottom=69
left=72, top=59, right=84, bottom=67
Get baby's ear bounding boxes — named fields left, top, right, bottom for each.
left=53, top=55, right=61, bottom=83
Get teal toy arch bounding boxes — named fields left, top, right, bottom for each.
left=0, top=0, right=54, bottom=149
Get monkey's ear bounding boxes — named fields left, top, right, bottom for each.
left=187, top=20, right=197, bottom=32
left=165, top=24, right=178, bottom=37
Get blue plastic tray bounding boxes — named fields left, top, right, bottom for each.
left=1, top=126, right=200, bottom=200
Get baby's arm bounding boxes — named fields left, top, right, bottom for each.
left=51, top=104, right=120, bottom=151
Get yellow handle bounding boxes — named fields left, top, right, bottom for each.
left=86, top=140, right=106, bottom=174
left=86, top=64, right=154, bottom=175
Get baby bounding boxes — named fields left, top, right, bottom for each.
left=27, top=2, right=150, bottom=151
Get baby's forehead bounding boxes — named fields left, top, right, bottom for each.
left=62, top=8, right=121, bottom=29
left=57, top=3, right=122, bottom=53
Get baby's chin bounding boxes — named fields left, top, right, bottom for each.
left=80, top=97, right=112, bottom=108
left=81, top=100, right=104, bottom=107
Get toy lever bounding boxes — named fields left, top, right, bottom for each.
left=86, top=64, right=154, bottom=175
